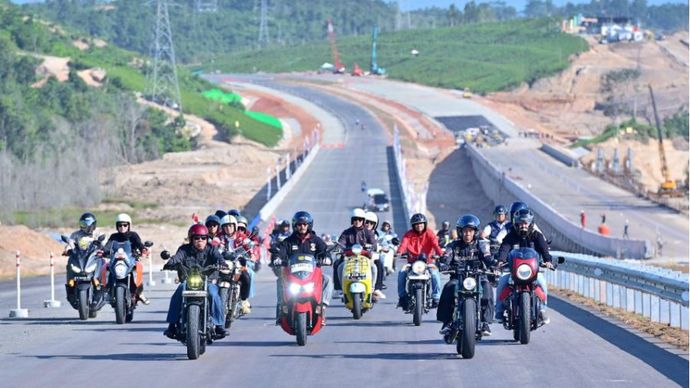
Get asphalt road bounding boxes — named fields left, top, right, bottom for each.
left=2, top=79, right=687, bottom=388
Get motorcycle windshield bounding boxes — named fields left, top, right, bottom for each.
left=110, top=241, right=133, bottom=264
left=288, top=254, right=316, bottom=279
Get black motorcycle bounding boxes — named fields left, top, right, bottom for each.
left=106, top=240, right=153, bottom=324
left=218, top=246, right=251, bottom=329
left=400, top=253, right=435, bottom=326
left=62, top=234, right=107, bottom=320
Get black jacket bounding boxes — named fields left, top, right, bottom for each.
left=163, top=243, right=226, bottom=280
left=497, top=229, right=552, bottom=263
left=442, top=238, right=493, bottom=268
left=104, top=231, right=145, bottom=255
left=337, top=226, right=377, bottom=251
left=276, top=231, right=328, bottom=265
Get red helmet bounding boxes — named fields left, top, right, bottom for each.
left=188, top=224, right=209, bottom=239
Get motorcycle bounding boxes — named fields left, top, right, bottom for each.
left=278, top=250, right=332, bottom=346
left=498, top=247, right=564, bottom=345
left=441, top=258, right=494, bottom=359
left=106, top=240, right=153, bottom=324
left=400, top=253, right=434, bottom=326
left=62, top=234, right=107, bottom=320
left=162, top=255, right=222, bottom=360
left=379, top=234, right=399, bottom=277
left=340, top=243, right=375, bottom=320
left=219, top=244, right=252, bottom=329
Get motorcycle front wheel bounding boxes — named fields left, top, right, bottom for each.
left=457, top=298, right=476, bottom=359
left=352, top=293, right=363, bottom=320
left=296, top=312, right=307, bottom=346
left=519, top=292, right=531, bottom=345
left=115, top=286, right=127, bottom=324
left=78, top=288, right=89, bottom=320
left=186, top=305, right=201, bottom=360
left=413, top=288, right=423, bottom=326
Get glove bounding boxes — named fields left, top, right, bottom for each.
left=439, top=262, right=449, bottom=272
left=162, top=263, right=174, bottom=271
left=321, top=257, right=333, bottom=266
left=543, top=261, right=555, bottom=270
left=273, top=258, right=283, bottom=267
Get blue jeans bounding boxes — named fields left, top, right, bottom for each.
left=397, top=265, right=441, bottom=300
left=166, top=283, right=224, bottom=326
left=246, top=262, right=256, bottom=299
left=494, top=273, right=548, bottom=320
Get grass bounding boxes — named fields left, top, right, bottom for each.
left=214, top=18, right=589, bottom=95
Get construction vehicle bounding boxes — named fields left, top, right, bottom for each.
left=648, top=84, right=682, bottom=196
left=326, top=19, right=346, bottom=74
left=370, top=25, right=385, bottom=75
left=351, top=63, right=364, bottom=77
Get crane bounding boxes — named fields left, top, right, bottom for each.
left=326, top=19, right=345, bottom=74
left=648, top=84, right=679, bottom=196
left=370, top=25, right=385, bottom=75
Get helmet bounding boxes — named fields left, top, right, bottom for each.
left=237, top=216, right=248, bottom=228
left=509, top=202, right=528, bottom=223
left=227, top=209, right=241, bottom=217
left=441, top=220, right=450, bottom=229
left=512, top=208, right=534, bottom=237
left=292, top=211, right=313, bottom=232
left=79, top=212, right=97, bottom=234
left=381, top=220, right=392, bottom=228
left=493, top=205, right=508, bottom=217
left=115, top=213, right=131, bottom=227
left=364, top=211, right=378, bottom=229
left=279, top=219, right=290, bottom=228
left=205, top=215, right=221, bottom=227
left=214, top=210, right=227, bottom=219
left=351, top=208, right=366, bottom=223
left=456, top=214, right=481, bottom=232
left=410, top=213, right=427, bottom=226
left=188, top=224, right=209, bottom=239
left=221, top=215, right=237, bottom=227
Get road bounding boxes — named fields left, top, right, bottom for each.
left=1, top=79, right=687, bottom=388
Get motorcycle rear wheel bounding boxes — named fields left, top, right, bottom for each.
left=519, top=292, right=531, bottom=345
left=413, top=288, right=423, bottom=326
left=78, top=289, right=89, bottom=320
left=296, top=312, right=307, bottom=346
left=115, top=286, right=126, bottom=324
left=186, top=305, right=201, bottom=360
left=352, top=293, right=363, bottom=320
left=457, top=298, right=476, bottom=359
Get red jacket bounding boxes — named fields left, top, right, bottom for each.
left=396, top=228, right=443, bottom=263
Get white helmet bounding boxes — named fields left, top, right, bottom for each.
left=351, top=208, right=366, bottom=223
left=115, top=213, right=132, bottom=226
left=364, top=211, right=378, bottom=228
left=221, top=215, right=237, bottom=227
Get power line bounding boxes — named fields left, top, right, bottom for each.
left=146, top=0, right=183, bottom=114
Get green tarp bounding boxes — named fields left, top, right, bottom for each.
left=202, top=89, right=243, bottom=105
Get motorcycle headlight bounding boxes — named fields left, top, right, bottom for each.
left=411, top=261, right=426, bottom=275
left=289, top=283, right=301, bottom=295
left=70, top=264, right=82, bottom=273
left=302, top=282, right=315, bottom=294
left=85, top=262, right=98, bottom=273
left=188, top=274, right=203, bottom=290
left=462, top=277, right=477, bottom=291
left=114, top=262, right=128, bottom=279
left=516, top=264, right=533, bottom=280
left=351, top=244, right=363, bottom=256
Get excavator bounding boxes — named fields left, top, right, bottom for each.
left=648, top=84, right=683, bottom=197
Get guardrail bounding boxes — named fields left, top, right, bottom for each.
left=546, top=251, right=689, bottom=329
left=392, top=125, right=411, bottom=223
left=467, top=144, right=651, bottom=259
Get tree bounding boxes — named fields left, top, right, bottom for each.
left=524, top=0, right=547, bottom=18
left=448, top=4, right=460, bottom=27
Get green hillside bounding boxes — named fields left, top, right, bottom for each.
left=216, top=18, right=588, bottom=94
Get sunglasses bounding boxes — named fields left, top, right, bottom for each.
left=192, top=235, right=208, bottom=241
left=296, top=223, right=308, bottom=227
left=365, top=220, right=376, bottom=225
left=116, top=223, right=129, bottom=228
left=352, top=218, right=364, bottom=222
left=207, top=223, right=219, bottom=228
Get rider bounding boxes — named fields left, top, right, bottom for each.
left=335, top=208, right=381, bottom=299
left=396, top=213, right=443, bottom=309
left=272, top=211, right=334, bottom=323
left=103, top=213, right=150, bottom=305
left=438, top=215, right=495, bottom=336
left=436, top=220, right=452, bottom=248
left=380, top=220, right=396, bottom=237
left=161, top=224, right=228, bottom=339
left=236, top=215, right=260, bottom=299
left=481, top=205, right=509, bottom=255
left=271, top=219, right=291, bottom=245
left=494, top=208, right=553, bottom=324
left=64, top=212, right=103, bottom=285
left=218, top=214, right=252, bottom=314
left=364, top=211, right=387, bottom=298
left=205, top=215, right=222, bottom=247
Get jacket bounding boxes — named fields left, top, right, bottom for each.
left=497, top=228, right=552, bottom=263
left=104, top=231, right=145, bottom=255
left=396, top=228, right=443, bottom=263
left=442, top=238, right=493, bottom=268
left=163, top=243, right=226, bottom=281
left=275, top=231, right=328, bottom=265
left=338, top=226, right=377, bottom=252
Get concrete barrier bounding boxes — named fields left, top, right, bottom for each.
left=467, top=145, right=651, bottom=259
left=540, top=143, right=581, bottom=168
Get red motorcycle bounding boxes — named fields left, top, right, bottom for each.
left=498, top=247, right=563, bottom=344
left=278, top=252, right=329, bottom=346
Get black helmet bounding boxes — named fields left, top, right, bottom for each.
left=456, top=214, right=481, bottom=232
left=493, top=205, right=508, bottom=217
left=509, top=202, right=528, bottom=223
left=441, top=220, right=450, bottom=229
left=227, top=209, right=241, bottom=217
left=79, top=212, right=97, bottom=234
left=279, top=219, right=290, bottom=228
left=292, top=211, right=313, bottom=232
left=512, top=208, right=534, bottom=237
left=205, top=215, right=221, bottom=228
left=410, top=213, right=427, bottom=226
left=214, top=210, right=227, bottom=219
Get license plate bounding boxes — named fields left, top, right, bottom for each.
left=74, top=276, right=90, bottom=281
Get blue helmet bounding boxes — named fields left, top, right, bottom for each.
left=205, top=215, right=221, bottom=228
left=292, top=211, right=313, bottom=232
left=214, top=210, right=227, bottom=219
left=456, top=214, right=481, bottom=231
left=493, top=205, right=508, bottom=216
left=512, top=208, right=534, bottom=237
left=227, top=209, right=241, bottom=218
left=509, top=202, right=528, bottom=223
left=79, top=212, right=97, bottom=234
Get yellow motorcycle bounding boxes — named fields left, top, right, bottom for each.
left=340, top=244, right=374, bottom=319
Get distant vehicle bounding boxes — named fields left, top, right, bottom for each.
left=463, top=89, right=473, bottom=98
left=365, top=188, right=390, bottom=212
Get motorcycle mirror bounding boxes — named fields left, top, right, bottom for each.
left=144, top=240, right=154, bottom=248
left=61, top=234, right=69, bottom=243
left=160, top=250, right=171, bottom=260
left=557, top=256, right=566, bottom=264
left=391, top=238, right=400, bottom=246
left=96, top=233, right=106, bottom=243
left=250, top=226, right=259, bottom=237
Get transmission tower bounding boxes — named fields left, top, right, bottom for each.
left=146, top=0, right=183, bottom=113
left=258, top=0, right=270, bottom=46
left=195, top=0, right=218, bottom=13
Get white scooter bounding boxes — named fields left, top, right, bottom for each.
left=378, top=234, right=399, bottom=277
